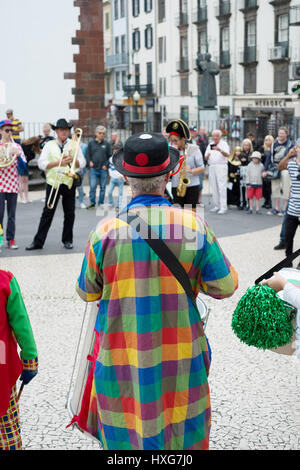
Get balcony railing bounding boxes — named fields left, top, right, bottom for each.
left=106, top=53, right=129, bottom=69
left=192, top=7, right=208, bottom=23
left=215, top=1, right=231, bottom=18
left=176, top=57, right=189, bottom=72
left=290, top=5, right=300, bottom=26
left=239, top=46, right=258, bottom=64
left=176, top=12, right=189, bottom=27
left=268, top=43, right=290, bottom=61
left=239, top=0, right=259, bottom=11
left=123, top=84, right=154, bottom=97
left=269, top=0, right=291, bottom=6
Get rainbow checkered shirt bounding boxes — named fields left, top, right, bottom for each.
left=76, top=195, right=238, bottom=450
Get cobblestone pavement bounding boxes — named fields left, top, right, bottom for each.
left=1, top=204, right=300, bottom=450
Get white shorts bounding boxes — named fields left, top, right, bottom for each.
left=271, top=170, right=291, bottom=200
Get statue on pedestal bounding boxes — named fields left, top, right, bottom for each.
left=196, top=53, right=220, bottom=110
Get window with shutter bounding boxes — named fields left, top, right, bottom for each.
left=133, top=0, right=140, bottom=17
left=145, top=26, right=153, bottom=48
left=158, top=0, right=165, bottom=22
left=274, top=62, right=288, bottom=93
left=244, top=65, right=257, bottom=93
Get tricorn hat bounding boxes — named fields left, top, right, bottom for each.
left=51, top=119, right=73, bottom=130
left=113, top=132, right=180, bottom=178
left=166, top=119, right=191, bottom=141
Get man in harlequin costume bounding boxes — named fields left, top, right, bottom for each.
left=73, top=132, right=238, bottom=450
left=0, top=270, right=38, bottom=450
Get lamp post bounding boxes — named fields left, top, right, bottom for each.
left=133, top=90, right=141, bottom=120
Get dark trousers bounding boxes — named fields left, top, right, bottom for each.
left=285, top=213, right=300, bottom=258
left=262, top=179, right=272, bottom=204
left=33, top=184, right=75, bottom=247
left=0, top=193, right=18, bottom=241
left=172, top=185, right=200, bottom=208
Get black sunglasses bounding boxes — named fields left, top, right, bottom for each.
left=4, top=129, right=13, bottom=133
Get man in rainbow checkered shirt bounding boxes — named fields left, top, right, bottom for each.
left=74, top=127, right=238, bottom=450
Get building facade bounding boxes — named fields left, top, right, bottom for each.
left=102, top=0, right=300, bottom=139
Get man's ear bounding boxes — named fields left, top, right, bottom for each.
left=165, top=172, right=171, bottom=183
left=124, top=176, right=129, bottom=184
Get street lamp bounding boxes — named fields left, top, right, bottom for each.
left=133, top=90, right=141, bottom=120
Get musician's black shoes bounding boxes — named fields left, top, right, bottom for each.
left=26, top=242, right=43, bottom=251
left=274, top=241, right=285, bottom=250
left=64, top=242, right=73, bottom=250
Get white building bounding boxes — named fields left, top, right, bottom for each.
left=107, top=0, right=300, bottom=139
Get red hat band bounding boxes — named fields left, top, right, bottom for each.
left=123, top=156, right=171, bottom=175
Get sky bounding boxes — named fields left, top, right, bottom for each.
left=0, top=0, right=79, bottom=128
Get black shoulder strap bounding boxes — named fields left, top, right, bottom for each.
left=255, top=248, right=300, bottom=285
left=118, top=211, right=198, bottom=310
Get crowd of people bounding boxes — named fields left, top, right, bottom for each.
left=0, top=109, right=300, bottom=260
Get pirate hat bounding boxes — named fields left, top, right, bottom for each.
left=166, top=119, right=191, bottom=141
left=51, top=119, right=73, bottom=130
left=113, top=132, right=180, bottom=178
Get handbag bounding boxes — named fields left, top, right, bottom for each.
left=265, top=163, right=281, bottom=180
left=72, top=173, right=82, bottom=188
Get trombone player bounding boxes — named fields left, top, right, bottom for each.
left=26, top=119, right=86, bottom=251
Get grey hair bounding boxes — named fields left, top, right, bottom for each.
left=95, top=125, right=106, bottom=133
left=212, top=129, right=222, bottom=137
left=127, top=175, right=166, bottom=195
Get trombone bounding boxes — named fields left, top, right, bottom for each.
left=47, top=128, right=83, bottom=210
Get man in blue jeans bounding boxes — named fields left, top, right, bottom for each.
left=86, top=126, right=112, bottom=209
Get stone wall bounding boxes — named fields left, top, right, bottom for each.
left=65, top=0, right=106, bottom=137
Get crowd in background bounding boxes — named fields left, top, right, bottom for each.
left=2, top=107, right=300, bottom=257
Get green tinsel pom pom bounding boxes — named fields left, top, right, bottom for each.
left=232, top=285, right=296, bottom=350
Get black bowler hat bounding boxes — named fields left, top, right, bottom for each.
left=166, top=119, right=191, bottom=141
left=113, top=132, right=180, bottom=178
left=51, top=119, right=73, bottom=130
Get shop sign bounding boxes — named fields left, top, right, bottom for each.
left=250, top=99, right=290, bottom=108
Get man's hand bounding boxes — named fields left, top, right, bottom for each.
left=261, top=272, right=288, bottom=293
left=61, top=155, right=73, bottom=167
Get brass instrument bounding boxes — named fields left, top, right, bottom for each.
left=47, top=128, right=83, bottom=210
left=0, top=140, right=19, bottom=168
left=176, top=146, right=190, bottom=198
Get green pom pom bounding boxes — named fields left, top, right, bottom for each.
left=232, top=285, right=296, bottom=350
